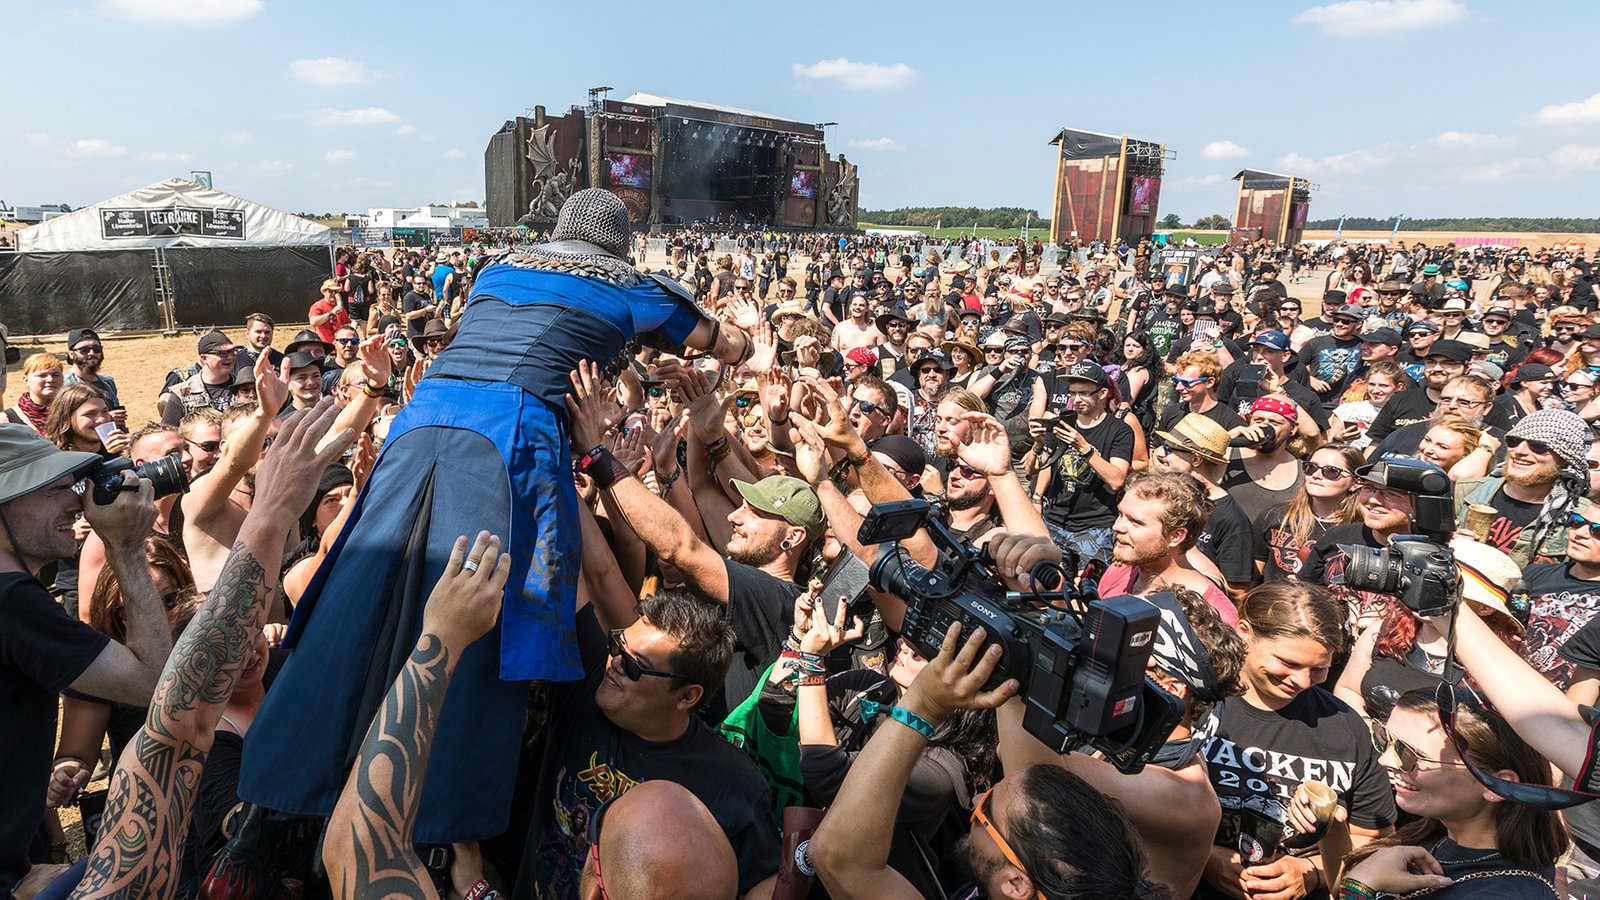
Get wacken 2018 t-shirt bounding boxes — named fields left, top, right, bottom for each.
left=1518, top=562, right=1600, bottom=690
left=1196, top=688, right=1395, bottom=899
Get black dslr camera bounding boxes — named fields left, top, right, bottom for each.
left=860, top=499, right=1183, bottom=773
left=87, top=452, right=190, bottom=506
left=1335, top=458, right=1461, bottom=618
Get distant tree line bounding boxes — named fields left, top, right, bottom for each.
left=1305, top=216, right=1600, bottom=233
left=858, top=207, right=1048, bottom=229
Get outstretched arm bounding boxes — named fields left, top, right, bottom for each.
left=72, top=401, right=353, bottom=900
left=325, top=533, right=511, bottom=900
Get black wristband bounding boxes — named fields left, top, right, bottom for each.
left=586, top=447, right=630, bottom=490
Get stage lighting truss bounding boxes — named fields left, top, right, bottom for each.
left=1125, top=139, right=1175, bottom=178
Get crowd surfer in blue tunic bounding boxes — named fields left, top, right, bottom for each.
left=235, top=190, right=758, bottom=842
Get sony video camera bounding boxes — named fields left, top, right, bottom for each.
left=860, top=499, right=1183, bottom=773
left=1335, top=457, right=1461, bottom=618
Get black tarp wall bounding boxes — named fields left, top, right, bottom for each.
left=0, top=246, right=331, bottom=334
left=0, top=251, right=159, bottom=333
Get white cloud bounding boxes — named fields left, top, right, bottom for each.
left=1432, top=131, right=1505, bottom=148
left=1173, top=174, right=1227, bottom=187
left=287, top=57, right=377, bottom=87
left=63, top=138, right=126, bottom=159
left=1275, top=148, right=1383, bottom=174
left=1294, top=0, right=1466, bottom=37
left=324, top=149, right=358, bottom=162
left=442, top=148, right=464, bottom=160
left=256, top=159, right=293, bottom=174
left=217, top=131, right=252, bottom=145
left=98, top=0, right=261, bottom=26
left=306, top=107, right=401, bottom=126
left=792, top=58, right=917, bottom=91
left=1201, top=140, right=1250, bottom=160
left=847, top=137, right=904, bottom=152
left=394, top=125, right=418, bottom=136
left=1550, top=145, right=1600, bottom=170
left=1456, top=159, right=1529, bottom=183
left=135, top=151, right=193, bottom=164
left=1536, top=92, right=1600, bottom=126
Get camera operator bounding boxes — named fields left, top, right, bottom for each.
left=808, top=603, right=1174, bottom=900
left=1034, top=363, right=1134, bottom=563
left=995, top=580, right=1244, bottom=896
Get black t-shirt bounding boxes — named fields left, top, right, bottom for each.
left=401, top=289, right=434, bottom=341
left=1296, top=335, right=1365, bottom=410
left=1478, top=488, right=1542, bottom=558
left=1519, top=562, right=1600, bottom=690
left=0, top=572, right=109, bottom=887
left=1364, top=388, right=1437, bottom=448
left=1042, top=413, right=1135, bottom=530
left=1300, top=522, right=1379, bottom=588
left=1414, top=838, right=1556, bottom=898
left=1253, top=502, right=1348, bottom=583
left=514, top=609, right=780, bottom=900
left=723, top=559, right=804, bottom=709
left=1199, top=494, right=1255, bottom=585
left=1199, top=688, right=1394, bottom=892
left=1157, top=399, right=1244, bottom=434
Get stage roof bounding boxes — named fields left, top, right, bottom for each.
left=616, top=93, right=823, bottom=138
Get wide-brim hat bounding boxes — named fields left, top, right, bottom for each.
left=285, top=328, right=334, bottom=355
left=945, top=261, right=974, bottom=275
left=874, top=310, right=911, bottom=333
left=780, top=348, right=838, bottom=372
left=1448, top=537, right=1524, bottom=634
left=0, top=424, right=102, bottom=506
left=418, top=319, right=449, bottom=340
left=769, top=300, right=807, bottom=324
left=1154, top=413, right=1230, bottom=466
left=941, top=337, right=980, bottom=360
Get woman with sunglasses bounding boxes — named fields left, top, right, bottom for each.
left=941, top=337, right=982, bottom=390
left=1118, top=330, right=1161, bottom=433
left=1334, top=687, right=1565, bottom=899
left=1563, top=370, right=1600, bottom=424
left=1253, top=444, right=1365, bottom=583
left=47, top=537, right=194, bottom=811
left=1543, top=305, right=1589, bottom=357
left=1200, top=582, right=1395, bottom=900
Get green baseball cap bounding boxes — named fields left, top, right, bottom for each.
left=732, top=476, right=823, bottom=535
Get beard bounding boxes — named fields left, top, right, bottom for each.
left=728, top=530, right=786, bottom=567
left=948, top=487, right=989, bottom=511
left=1258, top=427, right=1290, bottom=454
left=1506, top=456, right=1562, bottom=488
left=75, top=355, right=102, bottom=375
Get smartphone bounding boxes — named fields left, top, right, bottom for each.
left=816, top=554, right=871, bottom=627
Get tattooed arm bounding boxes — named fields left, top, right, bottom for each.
left=71, top=400, right=353, bottom=900
left=326, top=532, right=510, bottom=900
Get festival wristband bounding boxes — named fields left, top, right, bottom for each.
left=1336, top=878, right=1376, bottom=900
left=889, top=706, right=935, bottom=740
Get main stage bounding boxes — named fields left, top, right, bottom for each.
left=485, top=91, right=859, bottom=231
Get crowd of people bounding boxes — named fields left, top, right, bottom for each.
left=11, top=191, right=1600, bottom=900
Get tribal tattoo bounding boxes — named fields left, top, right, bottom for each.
left=72, top=541, right=273, bottom=900
left=328, top=634, right=456, bottom=900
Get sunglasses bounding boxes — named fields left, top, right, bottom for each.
left=1063, top=342, right=1087, bottom=351
left=971, top=790, right=1046, bottom=900
left=951, top=463, right=985, bottom=480
left=335, top=337, right=361, bottom=345
left=185, top=438, right=222, bottom=454
left=1370, top=720, right=1467, bottom=774
left=73, top=344, right=104, bottom=354
left=1170, top=375, right=1212, bottom=387
left=607, top=629, right=687, bottom=682
left=647, top=386, right=668, bottom=398
left=1506, top=435, right=1555, bottom=456
left=734, top=394, right=756, bottom=408
left=984, top=348, right=1005, bottom=355
left=851, top=396, right=883, bottom=416
left=1303, top=461, right=1351, bottom=480
left=1569, top=511, right=1600, bottom=537
left=1158, top=442, right=1197, bottom=459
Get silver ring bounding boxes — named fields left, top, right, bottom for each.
left=462, top=560, right=480, bottom=573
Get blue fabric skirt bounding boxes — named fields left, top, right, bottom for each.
left=238, top=377, right=580, bottom=841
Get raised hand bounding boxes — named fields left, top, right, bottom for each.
left=652, top=408, right=688, bottom=474
left=357, top=333, right=393, bottom=388
left=403, top=357, right=429, bottom=405
left=605, top=426, right=650, bottom=476
left=565, top=360, right=608, bottom=453
left=256, top=346, right=289, bottom=415
left=349, top=432, right=377, bottom=491
left=799, top=594, right=865, bottom=656
left=793, top=375, right=859, bottom=450
left=253, top=399, right=356, bottom=519
left=725, top=295, right=761, bottom=331
left=955, top=411, right=1012, bottom=476
left=901, top=622, right=1020, bottom=722
left=423, top=532, right=511, bottom=653
left=748, top=317, right=779, bottom=373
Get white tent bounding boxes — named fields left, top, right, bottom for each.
left=17, top=177, right=332, bottom=252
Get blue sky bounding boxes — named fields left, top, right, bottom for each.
left=9, top=0, right=1600, bottom=223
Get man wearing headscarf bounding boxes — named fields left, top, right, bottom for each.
left=1454, top=408, right=1592, bottom=567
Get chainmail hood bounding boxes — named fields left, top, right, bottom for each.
left=550, top=188, right=630, bottom=258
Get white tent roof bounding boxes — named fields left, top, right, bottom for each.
left=17, top=178, right=333, bottom=252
